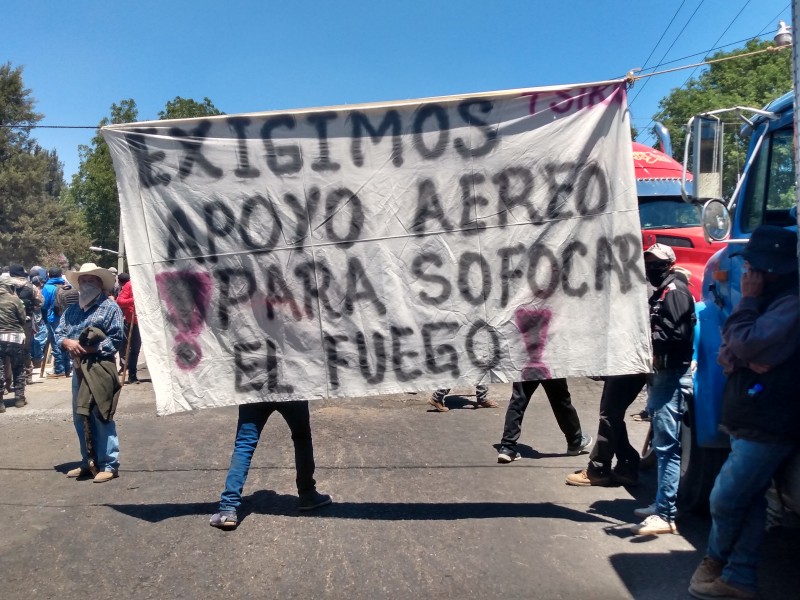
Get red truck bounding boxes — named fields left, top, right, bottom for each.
left=634, top=141, right=715, bottom=300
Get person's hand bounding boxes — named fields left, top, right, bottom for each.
left=741, top=268, right=764, bottom=298
left=62, top=338, right=87, bottom=359
left=748, top=362, right=771, bottom=374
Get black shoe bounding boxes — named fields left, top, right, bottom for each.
left=611, top=463, right=640, bottom=486
left=497, top=446, right=521, bottom=463
left=126, top=376, right=139, bottom=385
left=298, top=491, right=332, bottom=511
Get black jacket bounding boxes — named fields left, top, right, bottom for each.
left=649, top=272, right=695, bottom=367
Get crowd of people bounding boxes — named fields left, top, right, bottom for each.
left=1, top=224, right=797, bottom=600
left=0, top=262, right=141, bottom=416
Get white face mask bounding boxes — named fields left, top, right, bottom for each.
left=78, top=283, right=102, bottom=309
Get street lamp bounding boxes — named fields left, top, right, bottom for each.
left=89, top=246, right=118, bottom=255
left=89, top=245, right=125, bottom=273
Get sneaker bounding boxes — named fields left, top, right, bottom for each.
left=688, top=577, right=757, bottom=600
left=632, top=409, right=650, bottom=422
left=209, top=510, right=239, bottom=529
left=690, top=556, right=725, bottom=586
left=475, top=399, right=499, bottom=408
left=565, top=468, right=613, bottom=487
left=298, top=491, right=332, bottom=511
left=46, top=372, right=66, bottom=379
left=126, top=376, right=140, bottom=385
left=93, top=470, right=119, bottom=483
left=566, top=435, right=593, bottom=456
left=631, top=514, right=677, bottom=535
left=428, top=395, right=449, bottom=412
left=633, top=503, right=657, bottom=519
left=497, top=447, right=521, bottom=463
left=66, top=466, right=91, bottom=478
left=14, top=398, right=26, bottom=408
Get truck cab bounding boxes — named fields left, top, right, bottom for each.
left=679, top=91, right=800, bottom=516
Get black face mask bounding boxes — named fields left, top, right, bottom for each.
left=645, top=262, right=671, bottom=287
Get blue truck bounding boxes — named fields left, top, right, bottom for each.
left=678, top=89, right=800, bottom=517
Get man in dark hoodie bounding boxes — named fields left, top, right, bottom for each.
left=689, top=226, right=799, bottom=600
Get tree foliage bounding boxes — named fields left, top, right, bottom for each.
left=64, top=96, right=224, bottom=268
left=0, top=63, right=88, bottom=267
left=652, top=39, right=792, bottom=198
left=158, top=96, right=223, bottom=120
left=63, top=99, right=138, bottom=268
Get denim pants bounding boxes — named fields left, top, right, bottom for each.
left=71, top=372, right=120, bottom=473
left=646, top=366, right=691, bottom=521
left=32, top=320, right=47, bottom=362
left=46, top=322, right=71, bottom=375
left=707, top=436, right=795, bottom=592
left=588, top=374, right=647, bottom=474
left=500, top=379, right=583, bottom=449
left=219, top=401, right=317, bottom=512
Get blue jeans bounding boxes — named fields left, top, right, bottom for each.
left=71, top=372, right=120, bottom=472
left=219, top=401, right=317, bottom=513
left=707, top=436, right=795, bottom=592
left=32, top=321, right=47, bottom=362
left=646, top=366, right=691, bottom=521
left=46, top=322, right=71, bottom=375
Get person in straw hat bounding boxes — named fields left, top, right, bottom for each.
left=54, top=263, right=124, bottom=483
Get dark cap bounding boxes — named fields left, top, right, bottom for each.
left=730, top=225, right=797, bottom=275
left=8, top=264, right=27, bottom=279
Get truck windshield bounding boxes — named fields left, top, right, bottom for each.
left=639, top=199, right=701, bottom=230
left=742, top=127, right=796, bottom=232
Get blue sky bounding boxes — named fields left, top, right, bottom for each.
left=5, top=0, right=791, bottom=178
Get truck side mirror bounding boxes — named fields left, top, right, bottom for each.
left=700, top=199, right=731, bottom=241
left=693, top=116, right=724, bottom=200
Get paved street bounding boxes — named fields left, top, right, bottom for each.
left=1, top=371, right=797, bottom=599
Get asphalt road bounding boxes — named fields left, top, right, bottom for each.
left=0, top=371, right=797, bottom=599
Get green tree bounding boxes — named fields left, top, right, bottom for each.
left=64, top=99, right=138, bottom=268
left=158, top=96, right=223, bottom=120
left=652, top=39, right=792, bottom=198
left=0, top=63, right=88, bottom=266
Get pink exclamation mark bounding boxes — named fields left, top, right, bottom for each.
left=515, top=308, right=553, bottom=380
left=156, top=271, right=213, bottom=371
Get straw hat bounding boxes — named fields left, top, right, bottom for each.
left=65, top=263, right=116, bottom=293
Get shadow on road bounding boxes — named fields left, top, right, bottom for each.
left=107, top=489, right=616, bottom=526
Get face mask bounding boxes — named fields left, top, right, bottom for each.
left=78, top=283, right=102, bottom=309
left=645, top=262, right=671, bottom=287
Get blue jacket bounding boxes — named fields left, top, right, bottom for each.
left=42, top=276, right=66, bottom=324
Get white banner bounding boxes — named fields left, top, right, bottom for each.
left=103, top=80, right=652, bottom=415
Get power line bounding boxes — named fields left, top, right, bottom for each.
left=636, top=1, right=688, bottom=75
left=629, top=0, right=707, bottom=108
left=0, top=124, right=98, bottom=129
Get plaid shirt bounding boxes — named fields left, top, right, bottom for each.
left=54, top=295, right=124, bottom=358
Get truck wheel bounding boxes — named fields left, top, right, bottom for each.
left=678, top=408, right=728, bottom=515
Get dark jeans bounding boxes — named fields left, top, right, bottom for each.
left=219, top=401, right=317, bottom=512
left=588, top=374, right=647, bottom=474
left=500, top=378, right=583, bottom=449
left=0, top=341, right=25, bottom=401
left=120, top=321, right=141, bottom=379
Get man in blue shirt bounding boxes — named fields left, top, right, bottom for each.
left=55, top=263, right=124, bottom=483
left=42, top=267, right=72, bottom=378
